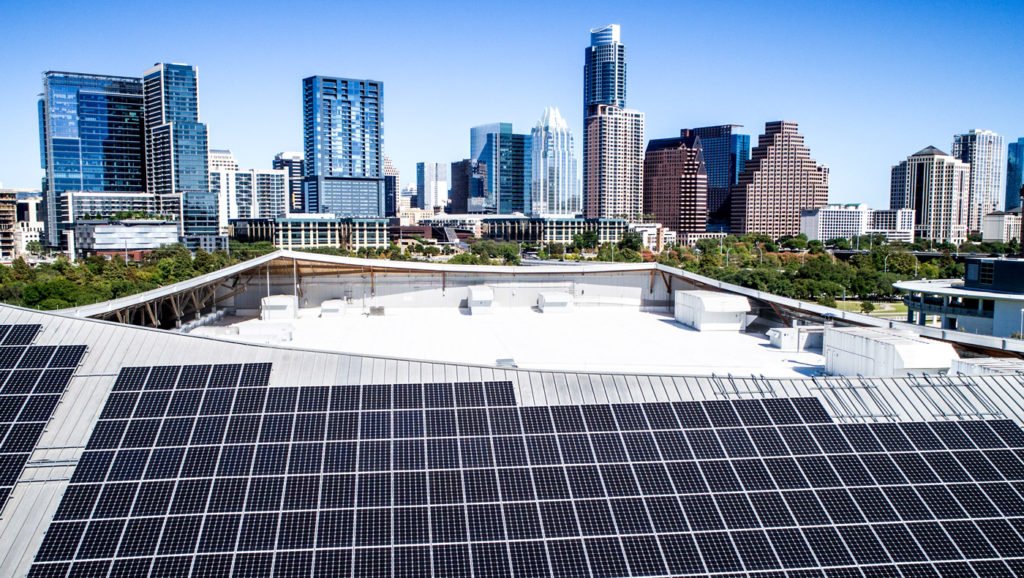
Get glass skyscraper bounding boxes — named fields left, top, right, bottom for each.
left=686, top=125, right=750, bottom=228
left=583, top=24, right=626, bottom=114
left=143, top=63, right=215, bottom=241
left=952, top=129, right=1004, bottom=232
left=38, top=72, right=145, bottom=246
left=530, top=107, right=579, bottom=215
left=302, top=76, right=384, bottom=217
left=478, top=126, right=531, bottom=214
left=1007, top=138, right=1024, bottom=211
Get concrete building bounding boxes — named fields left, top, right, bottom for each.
left=12, top=193, right=44, bottom=257
left=272, top=214, right=388, bottom=251
left=530, top=107, right=579, bottom=215
left=897, top=257, right=1024, bottom=338
left=799, top=204, right=914, bottom=243
left=584, top=105, right=645, bottom=221
left=210, top=152, right=289, bottom=231
left=62, top=191, right=174, bottom=223
left=643, top=134, right=707, bottom=235
left=208, top=149, right=239, bottom=171
left=982, top=210, right=1022, bottom=243
left=890, top=146, right=971, bottom=245
left=302, top=76, right=384, bottom=217
left=416, top=162, right=448, bottom=210
left=953, top=129, right=1004, bottom=232
left=731, top=121, right=829, bottom=237
left=482, top=215, right=628, bottom=245
left=0, top=190, right=15, bottom=259
left=273, top=151, right=305, bottom=214
left=73, top=219, right=180, bottom=259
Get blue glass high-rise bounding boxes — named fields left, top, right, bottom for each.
left=302, top=76, right=384, bottom=217
left=474, top=124, right=531, bottom=214
left=685, top=125, right=750, bottom=229
left=1008, top=138, right=1024, bottom=211
left=143, top=63, right=215, bottom=242
left=38, top=72, right=145, bottom=246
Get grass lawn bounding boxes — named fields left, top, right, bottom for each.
left=836, top=300, right=908, bottom=317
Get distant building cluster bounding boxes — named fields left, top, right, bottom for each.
left=6, top=24, right=1020, bottom=262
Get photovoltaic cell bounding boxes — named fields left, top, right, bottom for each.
left=29, top=363, right=1024, bottom=577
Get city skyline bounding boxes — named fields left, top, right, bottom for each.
left=1, top=0, right=1022, bottom=212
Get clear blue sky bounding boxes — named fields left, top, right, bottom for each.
left=2, top=0, right=1022, bottom=209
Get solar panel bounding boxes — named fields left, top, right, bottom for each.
left=29, top=361, right=1024, bottom=577
left=0, top=325, right=87, bottom=506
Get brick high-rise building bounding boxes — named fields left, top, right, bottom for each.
left=643, top=134, right=707, bottom=234
left=730, top=121, right=828, bottom=237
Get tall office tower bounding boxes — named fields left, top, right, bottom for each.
left=273, top=151, right=304, bottom=213
left=583, top=105, right=645, bottom=220
left=470, top=122, right=510, bottom=162
left=952, top=129, right=1004, bottom=231
left=475, top=124, right=531, bottom=214
left=302, top=76, right=384, bottom=217
left=582, top=24, right=644, bottom=221
left=1006, top=138, right=1023, bottom=211
left=730, top=121, right=829, bottom=237
left=416, top=162, right=448, bottom=210
left=890, top=146, right=971, bottom=244
left=644, top=134, right=708, bottom=234
left=143, top=63, right=215, bottom=241
left=583, top=24, right=626, bottom=113
left=383, top=156, right=400, bottom=217
left=450, top=159, right=488, bottom=214
left=686, top=125, right=749, bottom=229
left=209, top=149, right=239, bottom=172
left=38, top=72, right=145, bottom=247
left=530, top=107, right=580, bottom=215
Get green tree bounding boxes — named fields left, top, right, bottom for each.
left=860, top=301, right=876, bottom=315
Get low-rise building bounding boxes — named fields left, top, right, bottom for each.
left=0, top=190, right=15, bottom=259
left=231, top=215, right=389, bottom=251
left=73, top=219, right=180, bottom=260
left=483, top=216, right=628, bottom=245
left=629, top=222, right=676, bottom=252
left=896, top=257, right=1024, bottom=338
left=801, top=203, right=915, bottom=243
left=982, top=210, right=1022, bottom=243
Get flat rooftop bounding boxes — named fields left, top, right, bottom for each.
left=191, top=307, right=825, bottom=377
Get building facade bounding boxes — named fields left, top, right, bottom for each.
left=272, top=215, right=388, bottom=251
left=449, top=160, right=487, bottom=214
left=530, top=107, right=579, bottom=215
left=473, top=123, right=531, bottom=214
left=73, top=219, right=179, bottom=259
left=730, top=121, right=828, bottom=237
left=302, top=76, right=384, bottom=218
left=483, top=215, right=628, bottom=245
left=582, top=24, right=644, bottom=223
left=383, top=156, right=399, bottom=217
left=143, top=63, right=215, bottom=242
left=584, top=105, right=645, bottom=221
left=416, top=162, right=448, bottom=211
left=982, top=210, right=1022, bottom=243
left=868, top=208, right=916, bottom=243
left=0, top=190, right=15, bottom=259
left=686, top=125, right=749, bottom=229
left=38, top=72, right=146, bottom=247
left=210, top=151, right=288, bottom=230
left=273, top=151, right=304, bottom=214
left=1007, top=138, right=1024, bottom=212
left=952, top=129, right=1004, bottom=232
left=800, top=204, right=916, bottom=243
left=891, top=146, right=971, bottom=245
left=470, top=122, right=510, bottom=163
left=643, top=134, right=707, bottom=235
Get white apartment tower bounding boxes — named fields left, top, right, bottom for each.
left=530, top=107, right=580, bottom=215
left=209, top=150, right=288, bottom=232
left=416, top=162, right=449, bottom=211
left=584, top=105, right=645, bottom=220
left=890, top=146, right=971, bottom=245
left=952, top=129, right=1004, bottom=232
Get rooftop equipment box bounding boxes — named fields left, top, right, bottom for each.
left=674, top=290, right=751, bottom=331
left=823, top=326, right=959, bottom=377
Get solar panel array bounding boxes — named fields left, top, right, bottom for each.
left=28, top=361, right=1024, bottom=577
left=0, top=324, right=85, bottom=505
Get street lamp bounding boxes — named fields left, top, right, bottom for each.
left=725, top=247, right=732, bottom=267
left=756, top=246, right=763, bottom=264
left=883, top=253, right=891, bottom=274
